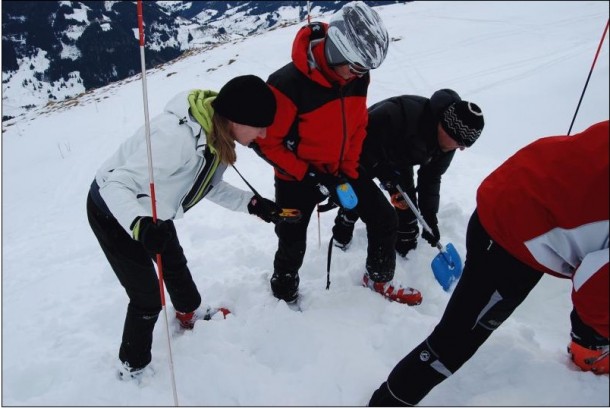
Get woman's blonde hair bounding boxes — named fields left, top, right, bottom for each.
left=208, top=114, right=237, bottom=164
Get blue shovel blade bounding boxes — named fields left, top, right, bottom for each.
left=431, top=243, right=463, bottom=292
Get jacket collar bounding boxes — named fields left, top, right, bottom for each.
left=164, top=90, right=211, bottom=155
left=164, top=90, right=202, bottom=136
left=291, top=23, right=350, bottom=88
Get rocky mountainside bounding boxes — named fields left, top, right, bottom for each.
left=1, top=1, right=402, bottom=120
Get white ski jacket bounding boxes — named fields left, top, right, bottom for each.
left=96, top=91, right=253, bottom=234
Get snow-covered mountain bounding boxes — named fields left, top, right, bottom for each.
left=1, top=1, right=609, bottom=406
left=1, top=1, right=402, bottom=120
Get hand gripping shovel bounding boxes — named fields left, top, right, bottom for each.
left=395, top=185, right=463, bottom=291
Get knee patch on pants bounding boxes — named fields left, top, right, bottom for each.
left=475, top=290, right=517, bottom=331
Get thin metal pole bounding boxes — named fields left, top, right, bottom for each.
left=568, top=19, right=609, bottom=135
left=137, top=1, right=179, bottom=405
left=317, top=206, right=321, bottom=249
left=307, top=1, right=311, bottom=24
left=307, top=1, right=317, bottom=248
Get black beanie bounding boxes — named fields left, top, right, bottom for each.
left=212, top=75, right=276, bottom=127
left=441, top=101, right=484, bottom=147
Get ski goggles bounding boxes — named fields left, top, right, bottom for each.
left=348, top=63, right=369, bottom=76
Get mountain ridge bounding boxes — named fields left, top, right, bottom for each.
left=1, top=1, right=403, bottom=121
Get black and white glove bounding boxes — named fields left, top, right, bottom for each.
left=247, top=196, right=282, bottom=224
left=421, top=214, right=440, bottom=247
left=131, top=216, right=174, bottom=253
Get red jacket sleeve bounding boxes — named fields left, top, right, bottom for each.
left=255, top=86, right=309, bottom=180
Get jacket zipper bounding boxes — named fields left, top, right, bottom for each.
left=181, top=145, right=221, bottom=211
left=337, top=87, right=347, bottom=175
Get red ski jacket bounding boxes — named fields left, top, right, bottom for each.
left=477, top=121, right=609, bottom=338
left=253, top=22, right=369, bottom=181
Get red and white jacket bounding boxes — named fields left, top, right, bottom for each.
left=477, top=121, right=609, bottom=338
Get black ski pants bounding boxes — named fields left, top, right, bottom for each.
left=333, top=167, right=418, bottom=242
left=369, top=210, right=544, bottom=406
left=86, top=192, right=201, bottom=369
left=272, top=171, right=397, bottom=297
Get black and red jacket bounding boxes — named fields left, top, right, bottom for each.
left=252, top=22, right=369, bottom=181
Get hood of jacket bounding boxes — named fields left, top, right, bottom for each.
left=291, top=23, right=352, bottom=88
left=164, top=89, right=218, bottom=137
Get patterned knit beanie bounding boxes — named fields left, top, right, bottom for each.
left=441, top=101, right=484, bottom=147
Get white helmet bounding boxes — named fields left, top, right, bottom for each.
left=325, top=1, right=389, bottom=70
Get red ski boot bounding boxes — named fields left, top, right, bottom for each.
left=176, top=306, right=231, bottom=329
left=363, top=273, right=422, bottom=305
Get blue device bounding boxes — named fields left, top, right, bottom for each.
left=336, top=182, right=358, bottom=210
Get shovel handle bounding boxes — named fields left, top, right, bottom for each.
left=435, top=242, right=456, bottom=268
left=395, top=185, right=454, bottom=267
left=395, top=185, right=434, bottom=235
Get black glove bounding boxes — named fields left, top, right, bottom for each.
left=421, top=214, right=440, bottom=247
left=305, top=167, right=342, bottom=203
left=247, top=196, right=282, bottom=224
left=375, top=163, right=401, bottom=191
left=396, top=221, right=419, bottom=257
left=132, top=216, right=174, bottom=253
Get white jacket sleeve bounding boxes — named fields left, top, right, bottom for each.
left=205, top=180, right=253, bottom=213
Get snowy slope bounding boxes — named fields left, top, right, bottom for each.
left=1, top=1, right=609, bottom=406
